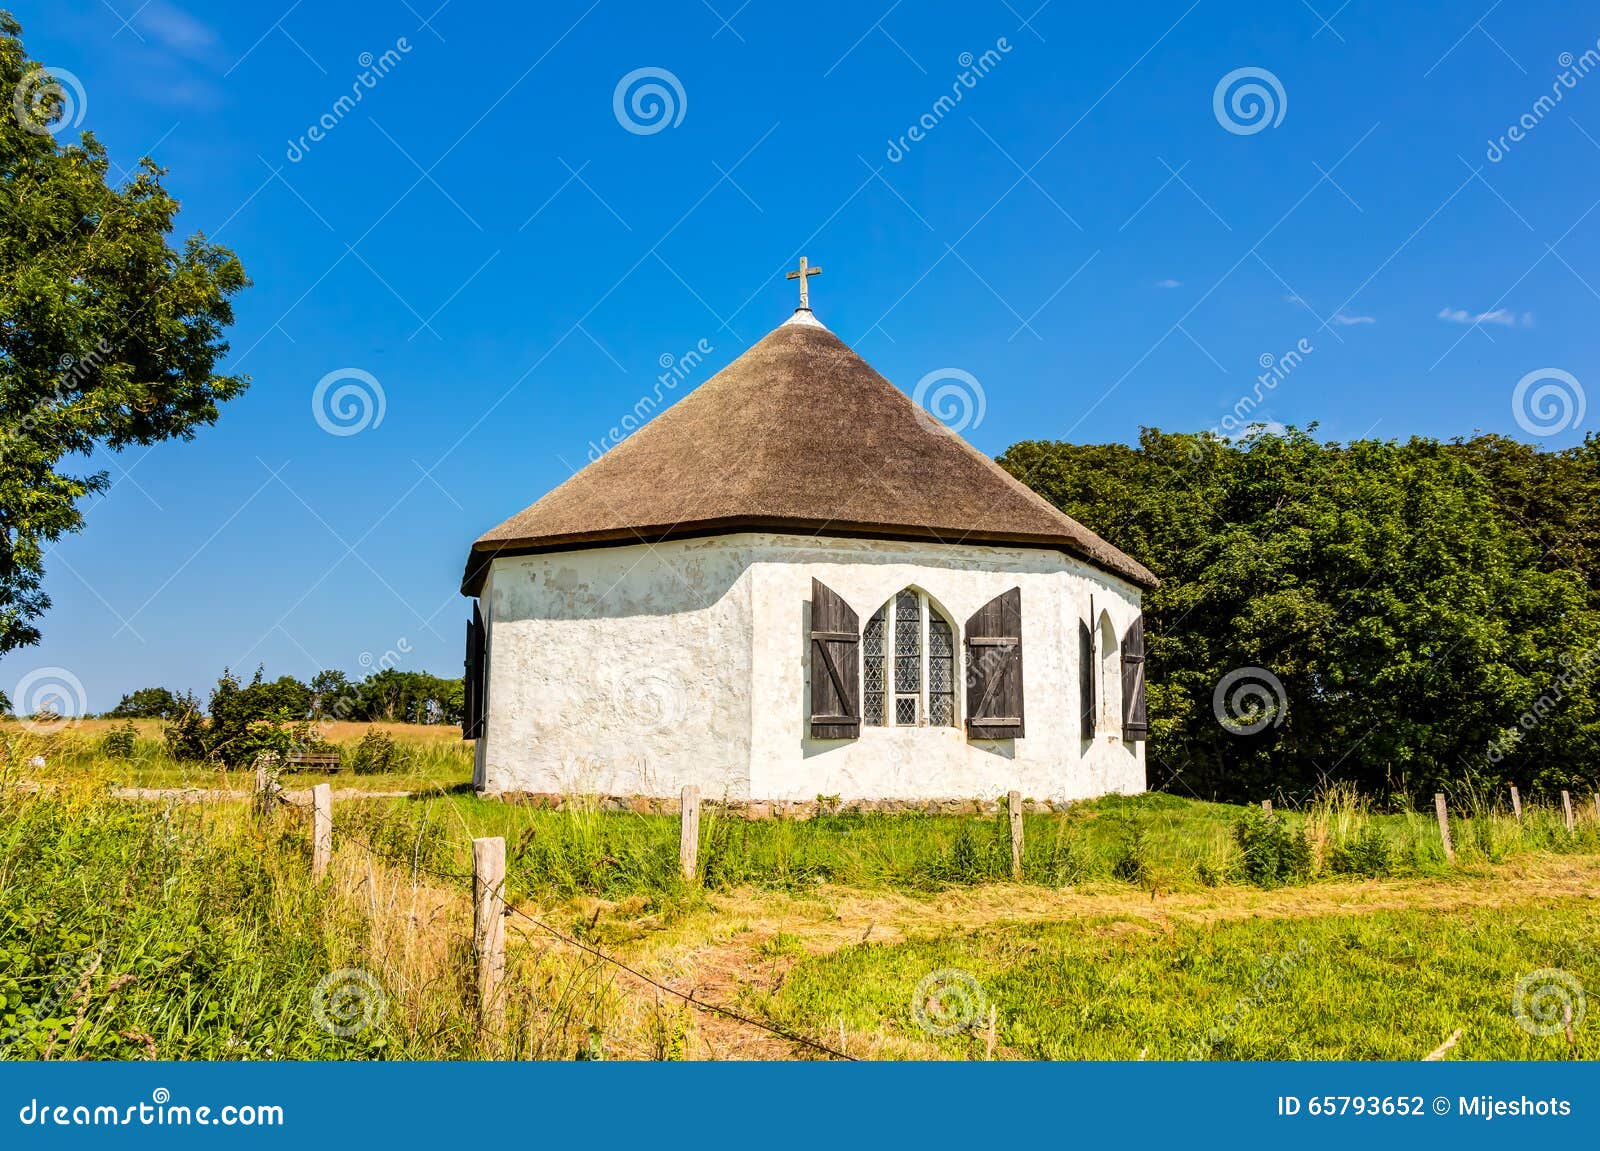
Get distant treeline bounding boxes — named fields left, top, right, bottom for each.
left=110, top=667, right=463, bottom=725
left=1001, top=428, right=1600, bottom=804
left=107, top=667, right=463, bottom=766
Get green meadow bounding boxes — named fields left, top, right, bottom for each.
left=3, top=726, right=1598, bottom=1060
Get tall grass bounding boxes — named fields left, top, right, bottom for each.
left=0, top=767, right=685, bottom=1060
left=322, top=785, right=1600, bottom=904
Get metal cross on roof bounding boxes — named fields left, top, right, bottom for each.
left=786, top=256, right=822, bottom=311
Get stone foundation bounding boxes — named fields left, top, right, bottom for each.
left=484, top=791, right=1072, bottom=818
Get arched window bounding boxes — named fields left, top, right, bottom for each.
left=863, top=589, right=957, bottom=727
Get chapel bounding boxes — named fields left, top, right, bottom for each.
left=458, top=261, right=1156, bottom=807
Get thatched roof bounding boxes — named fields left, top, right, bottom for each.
left=462, top=312, right=1156, bottom=594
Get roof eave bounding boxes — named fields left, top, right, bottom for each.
left=460, top=517, right=1158, bottom=597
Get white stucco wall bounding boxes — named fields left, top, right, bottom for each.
left=478, top=537, right=754, bottom=798
left=475, top=532, right=1145, bottom=804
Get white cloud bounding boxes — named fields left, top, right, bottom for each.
left=1155, top=278, right=1182, bottom=288
left=140, top=2, right=220, bottom=58
left=1438, top=306, right=1525, bottom=327
left=1332, top=312, right=1376, bottom=325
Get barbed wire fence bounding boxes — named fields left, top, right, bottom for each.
left=269, top=780, right=856, bottom=1060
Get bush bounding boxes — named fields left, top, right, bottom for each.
left=1234, top=807, right=1313, bottom=887
left=349, top=728, right=409, bottom=775
left=163, top=694, right=209, bottom=762
left=1329, top=826, right=1392, bottom=877
left=99, top=722, right=138, bottom=760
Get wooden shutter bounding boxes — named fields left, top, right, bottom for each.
left=809, top=579, right=860, bottom=739
left=463, top=602, right=486, bottom=740
left=1122, top=615, right=1148, bottom=742
left=965, top=588, right=1024, bottom=739
left=1079, top=619, right=1096, bottom=738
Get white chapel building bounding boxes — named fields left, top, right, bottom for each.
left=459, top=268, right=1157, bottom=810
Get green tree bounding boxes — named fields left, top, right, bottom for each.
left=107, top=685, right=178, bottom=719
left=0, top=13, right=249, bottom=653
left=999, top=427, right=1600, bottom=803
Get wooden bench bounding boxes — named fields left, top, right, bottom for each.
left=285, top=751, right=341, bottom=773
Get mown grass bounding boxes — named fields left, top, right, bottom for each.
left=757, top=898, right=1600, bottom=1060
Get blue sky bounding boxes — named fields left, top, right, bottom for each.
left=8, top=0, right=1600, bottom=711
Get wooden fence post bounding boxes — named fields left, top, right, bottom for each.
left=253, top=754, right=278, bottom=818
left=1008, top=791, right=1023, bottom=880
left=1562, top=790, right=1576, bottom=833
left=1434, top=793, right=1455, bottom=863
left=310, top=783, right=332, bottom=880
left=1510, top=785, right=1522, bottom=822
left=679, top=785, right=701, bottom=882
left=473, top=837, right=506, bottom=1028
left=1593, top=792, right=1599, bottom=824
left=1261, top=799, right=1272, bottom=816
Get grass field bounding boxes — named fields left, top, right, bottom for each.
left=2, top=725, right=1597, bottom=1061
left=5, top=718, right=473, bottom=793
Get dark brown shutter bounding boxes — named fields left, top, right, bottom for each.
left=463, top=602, right=486, bottom=740
left=810, top=579, right=860, bottom=739
left=1079, top=619, right=1096, bottom=738
left=965, top=588, right=1024, bottom=739
left=1122, top=615, right=1148, bottom=741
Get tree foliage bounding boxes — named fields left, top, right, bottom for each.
left=152, top=666, right=463, bottom=765
left=106, top=685, right=178, bottom=719
left=1000, top=428, right=1600, bottom=803
left=0, top=14, right=249, bottom=653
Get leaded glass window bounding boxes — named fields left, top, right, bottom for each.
left=929, top=616, right=955, bottom=726
left=863, top=608, right=886, bottom=727
left=894, top=590, right=921, bottom=724
left=861, top=588, right=958, bottom=729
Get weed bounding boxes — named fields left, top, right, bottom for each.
left=1234, top=807, right=1312, bottom=888
left=348, top=728, right=409, bottom=775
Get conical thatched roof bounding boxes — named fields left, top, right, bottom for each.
left=462, top=312, right=1156, bottom=594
